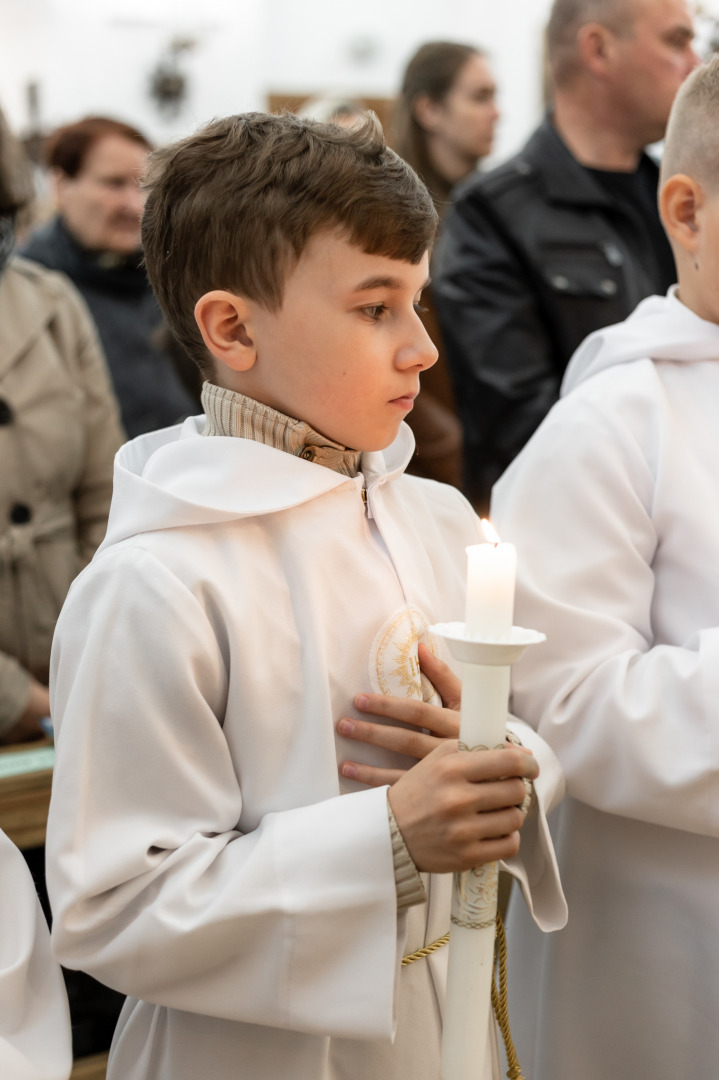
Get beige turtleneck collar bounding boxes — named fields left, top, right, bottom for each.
left=201, top=382, right=362, bottom=479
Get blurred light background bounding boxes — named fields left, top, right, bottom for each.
left=2, top=0, right=718, bottom=162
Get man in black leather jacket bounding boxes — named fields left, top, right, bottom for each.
left=434, top=0, right=698, bottom=510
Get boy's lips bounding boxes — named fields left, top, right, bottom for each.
left=389, top=391, right=418, bottom=410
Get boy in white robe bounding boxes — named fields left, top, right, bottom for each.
left=46, top=111, right=566, bottom=1080
left=491, top=56, right=719, bottom=1080
left=0, top=829, right=71, bottom=1080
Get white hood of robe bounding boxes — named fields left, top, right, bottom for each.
left=561, top=286, right=719, bottom=395
left=100, top=416, right=417, bottom=551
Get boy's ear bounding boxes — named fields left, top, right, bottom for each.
left=194, top=291, right=258, bottom=372
left=660, top=174, right=702, bottom=253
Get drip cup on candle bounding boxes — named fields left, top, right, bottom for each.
left=430, top=622, right=546, bottom=665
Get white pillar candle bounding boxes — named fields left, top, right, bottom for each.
left=464, top=522, right=517, bottom=641
left=441, top=522, right=517, bottom=1080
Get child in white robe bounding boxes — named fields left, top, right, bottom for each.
left=491, top=56, right=719, bottom=1080
left=46, top=111, right=566, bottom=1080
left=0, top=828, right=71, bottom=1080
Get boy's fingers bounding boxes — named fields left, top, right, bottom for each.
left=339, top=761, right=405, bottom=787
left=352, top=692, right=460, bottom=738
left=459, top=746, right=539, bottom=783
left=418, top=643, right=462, bottom=710
left=467, top=831, right=522, bottom=866
left=337, top=716, right=439, bottom=759
left=468, top=779, right=528, bottom=814
left=469, top=805, right=526, bottom=840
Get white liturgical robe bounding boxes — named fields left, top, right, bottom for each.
left=0, top=828, right=71, bottom=1080
left=493, top=289, right=719, bottom=1079
left=47, top=419, right=566, bottom=1080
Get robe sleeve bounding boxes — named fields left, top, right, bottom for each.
left=503, top=716, right=567, bottom=932
left=0, top=830, right=72, bottom=1080
left=47, top=548, right=401, bottom=1041
left=492, top=377, right=719, bottom=838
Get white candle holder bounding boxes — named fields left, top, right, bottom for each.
left=429, top=621, right=545, bottom=1080
left=431, top=623, right=546, bottom=667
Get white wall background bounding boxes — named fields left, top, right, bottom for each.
left=1, top=0, right=718, bottom=163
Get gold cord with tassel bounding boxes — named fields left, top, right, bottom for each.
left=401, top=931, right=450, bottom=967
left=491, top=910, right=525, bottom=1080
left=401, top=911, right=525, bottom=1079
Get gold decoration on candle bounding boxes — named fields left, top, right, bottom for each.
left=451, top=862, right=498, bottom=930
left=457, top=741, right=506, bottom=752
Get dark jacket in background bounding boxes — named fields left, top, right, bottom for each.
left=22, top=217, right=197, bottom=439
left=405, top=285, right=463, bottom=489
left=433, top=115, right=676, bottom=511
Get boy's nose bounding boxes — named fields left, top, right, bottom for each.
left=398, top=317, right=439, bottom=371
left=416, top=323, right=439, bottom=370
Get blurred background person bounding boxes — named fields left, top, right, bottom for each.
left=22, top=116, right=197, bottom=437
left=434, top=0, right=698, bottom=512
left=0, top=103, right=123, bottom=749
left=0, top=105, right=127, bottom=1065
left=391, top=41, right=499, bottom=487
left=393, top=41, right=498, bottom=211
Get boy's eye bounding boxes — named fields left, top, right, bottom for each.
left=363, top=303, right=388, bottom=321
left=361, top=301, right=427, bottom=320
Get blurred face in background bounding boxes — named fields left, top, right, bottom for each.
left=54, top=134, right=148, bottom=254
left=416, top=52, right=499, bottom=172
left=608, top=0, right=698, bottom=146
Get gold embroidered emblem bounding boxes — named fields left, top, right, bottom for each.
left=369, top=605, right=440, bottom=702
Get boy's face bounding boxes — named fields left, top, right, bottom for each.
left=245, top=231, right=438, bottom=451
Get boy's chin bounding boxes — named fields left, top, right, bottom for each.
left=355, top=435, right=401, bottom=454
left=354, top=422, right=406, bottom=454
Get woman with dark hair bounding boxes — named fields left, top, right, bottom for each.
left=392, top=42, right=499, bottom=488
left=0, top=109, right=124, bottom=746
left=394, top=41, right=498, bottom=212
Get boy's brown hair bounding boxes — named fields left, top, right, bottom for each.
left=142, top=111, right=439, bottom=374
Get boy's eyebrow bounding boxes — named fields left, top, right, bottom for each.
left=352, top=275, right=432, bottom=292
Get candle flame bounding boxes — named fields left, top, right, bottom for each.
left=480, top=518, right=502, bottom=545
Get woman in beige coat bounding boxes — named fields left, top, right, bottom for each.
left=0, top=112, right=124, bottom=745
